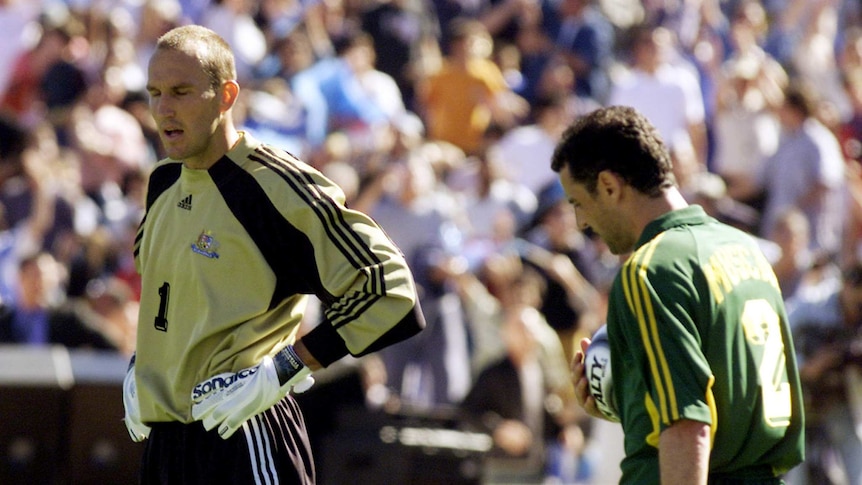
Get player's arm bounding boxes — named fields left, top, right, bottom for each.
left=295, top=175, right=425, bottom=368
left=191, top=164, right=424, bottom=439
left=292, top=340, right=321, bottom=371
left=659, top=418, right=710, bottom=485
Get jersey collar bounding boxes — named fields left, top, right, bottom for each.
left=634, top=205, right=711, bottom=250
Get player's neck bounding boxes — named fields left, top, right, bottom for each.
left=630, top=187, right=689, bottom=234
left=183, top=126, right=241, bottom=171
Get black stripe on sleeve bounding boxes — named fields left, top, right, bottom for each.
left=250, top=147, right=388, bottom=326
left=208, top=157, right=327, bottom=305
left=255, top=148, right=383, bottom=272
left=302, top=298, right=424, bottom=366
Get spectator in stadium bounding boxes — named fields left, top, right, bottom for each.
left=68, top=72, right=151, bottom=212
left=360, top=0, right=440, bottom=111
left=417, top=17, right=528, bottom=156
left=490, top=93, right=572, bottom=198
left=474, top=0, right=549, bottom=103
left=0, top=115, right=78, bottom=300
left=734, top=82, right=847, bottom=257
left=767, top=207, right=825, bottom=301
left=712, top=8, right=786, bottom=205
left=787, top=0, right=851, bottom=122
left=1, top=10, right=88, bottom=132
left=290, top=28, right=393, bottom=155
left=200, top=0, right=267, bottom=83
left=132, top=0, right=183, bottom=78
left=836, top=67, right=862, bottom=265
left=458, top=252, right=584, bottom=484
left=608, top=23, right=708, bottom=169
left=520, top=184, right=603, bottom=366
left=0, top=0, right=42, bottom=100
left=0, top=251, right=118, bottom=350
left=531, top=58, right=601, bottom=123
left=251, top=27, right=320, bottom=158
left=785, top=261, right=862, bottom=485
left=453, top=151, right=537, bottom=240
left=543, top=0, right=614, bottom=103
left=368, top=147, right=473, bottom=409
left=74, top=276, right=138, bottom=355
left=345, top=30, right=413, bottom=126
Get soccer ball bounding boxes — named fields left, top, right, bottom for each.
left=584, top=324, right=620, bottom=422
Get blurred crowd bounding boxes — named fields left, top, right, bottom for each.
left=1, top=0, right=862, bottom=483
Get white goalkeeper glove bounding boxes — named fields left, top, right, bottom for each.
left=190, top=345, right=315, bottom=439
left=123, top=354, right=151, bottom=442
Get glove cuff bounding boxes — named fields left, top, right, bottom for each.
left=273, top=345, right=306, bottom=386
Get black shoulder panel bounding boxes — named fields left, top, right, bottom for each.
left=145, top=162, right=182, bottom=211
left=208, top=156, right=324, bottom=308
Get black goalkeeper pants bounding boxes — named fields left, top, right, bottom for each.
left=140, top=395, right=315, bottom=484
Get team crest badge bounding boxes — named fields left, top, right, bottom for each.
left=191, top=230, right=220, bottom=259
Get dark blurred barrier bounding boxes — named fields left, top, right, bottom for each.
left=67, top=351, right=144, bottom=484
left=296, top=363, right=489, bottom=485
left=0, top=346, right=143, bottom=485
left=1, top=348, right=489, bottom=485
left=317, top=407, right=489, bottom=485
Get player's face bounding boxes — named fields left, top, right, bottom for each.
left=147, top=48, right=225, bottom=168
left=558, top=165, right=635, bottom=255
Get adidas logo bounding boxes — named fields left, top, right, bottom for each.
left=178, top=195, right=193, bottom=210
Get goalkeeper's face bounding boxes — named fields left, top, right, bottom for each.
left=558, top=166, right=638, bottom=255
left=146, top=48, right=228, bottom=168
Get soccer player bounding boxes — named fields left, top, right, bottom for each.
left=122, top=25, right=425, bottom=483
left=555, top=106, right=804, bottom=484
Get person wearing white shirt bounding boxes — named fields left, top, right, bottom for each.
left=491, top=93, right=571, bottom=197
left=608, top=24, right=707, bottom=166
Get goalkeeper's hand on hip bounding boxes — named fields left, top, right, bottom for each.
left=123, top=354, right=151, bottom=442
left=191, top=345, right=315, bottom=439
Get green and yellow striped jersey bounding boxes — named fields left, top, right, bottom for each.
left=133, top=132, right=423, bottom=423
left=607, top=205, right=804, bottom=483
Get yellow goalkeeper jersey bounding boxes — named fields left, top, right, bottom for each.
left=133, top=132, right=423, bottom=423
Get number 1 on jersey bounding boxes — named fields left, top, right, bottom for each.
left=155, top=282, right=170, bottom=331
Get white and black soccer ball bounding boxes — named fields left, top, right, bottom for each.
left=584, top=324, right=620, bottom=422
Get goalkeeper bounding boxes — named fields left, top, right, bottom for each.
left=553, top=106, right=804, bottom=484
left=123, top=25, right=425, bottom=484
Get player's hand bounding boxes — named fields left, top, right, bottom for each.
left=123, top=355, right=151, bottom=442
left=191, top=346, right=315, bottom=439
left=571, top=337, right=605, bottom=420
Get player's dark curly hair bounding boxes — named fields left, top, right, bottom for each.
left=156, top=25, right=237, bottom=90
left=550, top=106, right=676, bottom=197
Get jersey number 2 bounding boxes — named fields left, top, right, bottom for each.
left=741, top=299, right=792, bottom=427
